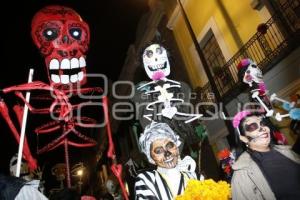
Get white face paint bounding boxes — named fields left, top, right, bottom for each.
left=142, top=44, right=170, bottom=80
left=243, top=62, right=263, bottom=87
left=150, top=138, right=179, bottom=169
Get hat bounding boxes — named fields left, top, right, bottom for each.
left=237, top=58, right=252, bottom=71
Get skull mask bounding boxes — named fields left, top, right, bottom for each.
left=31, top=5, right=90, bottom=86
left=150, top=138, right=179, bottom=169
left=142, top=44, right=170, bottom=80
left=106, top=179, right=117, bottom=194
left=242, top=61, right=263, bottom=87
left=10, top=153, right=31, bottom=181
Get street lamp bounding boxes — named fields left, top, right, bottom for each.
left=71, top=162, right=86, bottom=195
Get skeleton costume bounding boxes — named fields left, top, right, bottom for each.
left=237, top=58, right=300, bottom=123
left=237, top=58, right=289, bottom=145
left=132, top=43, right=202, bottom=146
left=134, top=122, right=198, bottom=200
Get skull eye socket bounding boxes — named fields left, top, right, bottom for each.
left=43, top=28, right=59, bottom=41
left=69, top=28, right=82, bottom=40
left=146, top=50, right=153, bottom=58
left=166, top=141, right=175, bottom=149
left=154, top=147, right=164, bottom=155
left=156, top=47, right=162, bottom=54
left=251, top=64, right=257, bottom=68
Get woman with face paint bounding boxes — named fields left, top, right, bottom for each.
left=231, top=110, right=300, bottom=200
left=134, top=122, right=199, bottom=200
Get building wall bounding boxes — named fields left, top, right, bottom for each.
left=166, top=0, right=300, bottom=157
left=167, top=0, right=271, bottom=89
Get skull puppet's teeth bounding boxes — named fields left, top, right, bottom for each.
left=78, top=71, right=84, bottom=81
left=71, top=58, right=79, bottom=69
left=148, top=61, right=167, bottom=71
left=61, top=59, right=70, bottom=69
left=50, top=59, right=59, bottom=69
left=49, top=57, right=86, bottom=84
left=51, top=71, right=84, bottom=84
left=49, top=57, right=86, bottom=70
left=79, top=57, right=86, bottom=68
left=70, top=74, right=78, bottom=83
left=61, top=75, right=69, bottom=84
left=51, top=74, right=60, bottom=83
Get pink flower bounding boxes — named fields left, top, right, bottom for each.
left=232, top=110, right=251, bottom=128
left=151, top=71, right=165, bottom=80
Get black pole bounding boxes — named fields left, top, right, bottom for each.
left=177, top=0, right=236, bottom=147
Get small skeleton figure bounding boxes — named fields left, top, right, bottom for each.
left=237, top=58, right=272, bottom=114
left=10, top=153, right=32, bottom=181
left=237, top=58, right=300, bottom=144
left=237, top=58, right=300, bottom=122
left=132, top=43, right=202, bottom=145
left=10, top=153, right=45, bottom=194
left=106, top=179, right=123, bottom=200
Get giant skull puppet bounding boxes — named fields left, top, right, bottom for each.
left=31, top=5, right=89, bottom=86
left=0, top=5, right=128, bottom=199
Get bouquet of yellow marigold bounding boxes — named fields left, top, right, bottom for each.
left=176, top=179, right=231, bottom=200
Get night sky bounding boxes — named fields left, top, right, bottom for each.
left=1, top=0, right=148, bottom=84
left=0, top=0, right=148, bottom=193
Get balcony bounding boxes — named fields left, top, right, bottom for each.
left=199, top=0, right=300, bottom=106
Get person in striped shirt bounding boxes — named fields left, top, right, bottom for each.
left=134, top=122, right=199, bottom=200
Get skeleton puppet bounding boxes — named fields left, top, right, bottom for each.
left=0, top=5, right=128, bottom=199
left=237, top=58, right=300, bottom=144
left=132, top=43, right=202, bottom=145
left=237, top=58, right=300, bottom=121
left=134, top=122, right=198, bottom=200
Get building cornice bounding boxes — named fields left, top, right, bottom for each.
left=166, top=0, right=189, bottom=30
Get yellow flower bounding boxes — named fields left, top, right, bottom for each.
left=176, top=179, right=231, bottom=200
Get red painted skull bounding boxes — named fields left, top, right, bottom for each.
left=31, top=5, right=90, bottom=86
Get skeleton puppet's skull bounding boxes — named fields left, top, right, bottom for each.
left=150, top=138, right=179, bottom=169
left=31, top=5, right=90, bottom=86
left=142, top=44, right=170, bottom=80
left=242, top=60, right=263, bottom=87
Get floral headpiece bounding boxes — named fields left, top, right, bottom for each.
left=232, top=110, right=251, bottom=135
left=232, top=110, right=251, bottom=128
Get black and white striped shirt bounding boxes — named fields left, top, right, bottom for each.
left=134, top=169, right=197, bottom=200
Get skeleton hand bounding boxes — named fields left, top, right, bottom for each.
left=31, top=166, right=43, bottom=179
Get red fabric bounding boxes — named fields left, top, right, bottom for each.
left=273, top=131, right=288, bottom=145
left=0, top=101, right=37, bottom=170
left=81, top=196, right=96, bottom=200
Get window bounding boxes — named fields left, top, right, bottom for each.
left=200, top=30, right=232, bottom=94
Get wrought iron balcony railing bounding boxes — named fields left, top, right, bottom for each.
left=199, top=1, right=300, bottom=106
